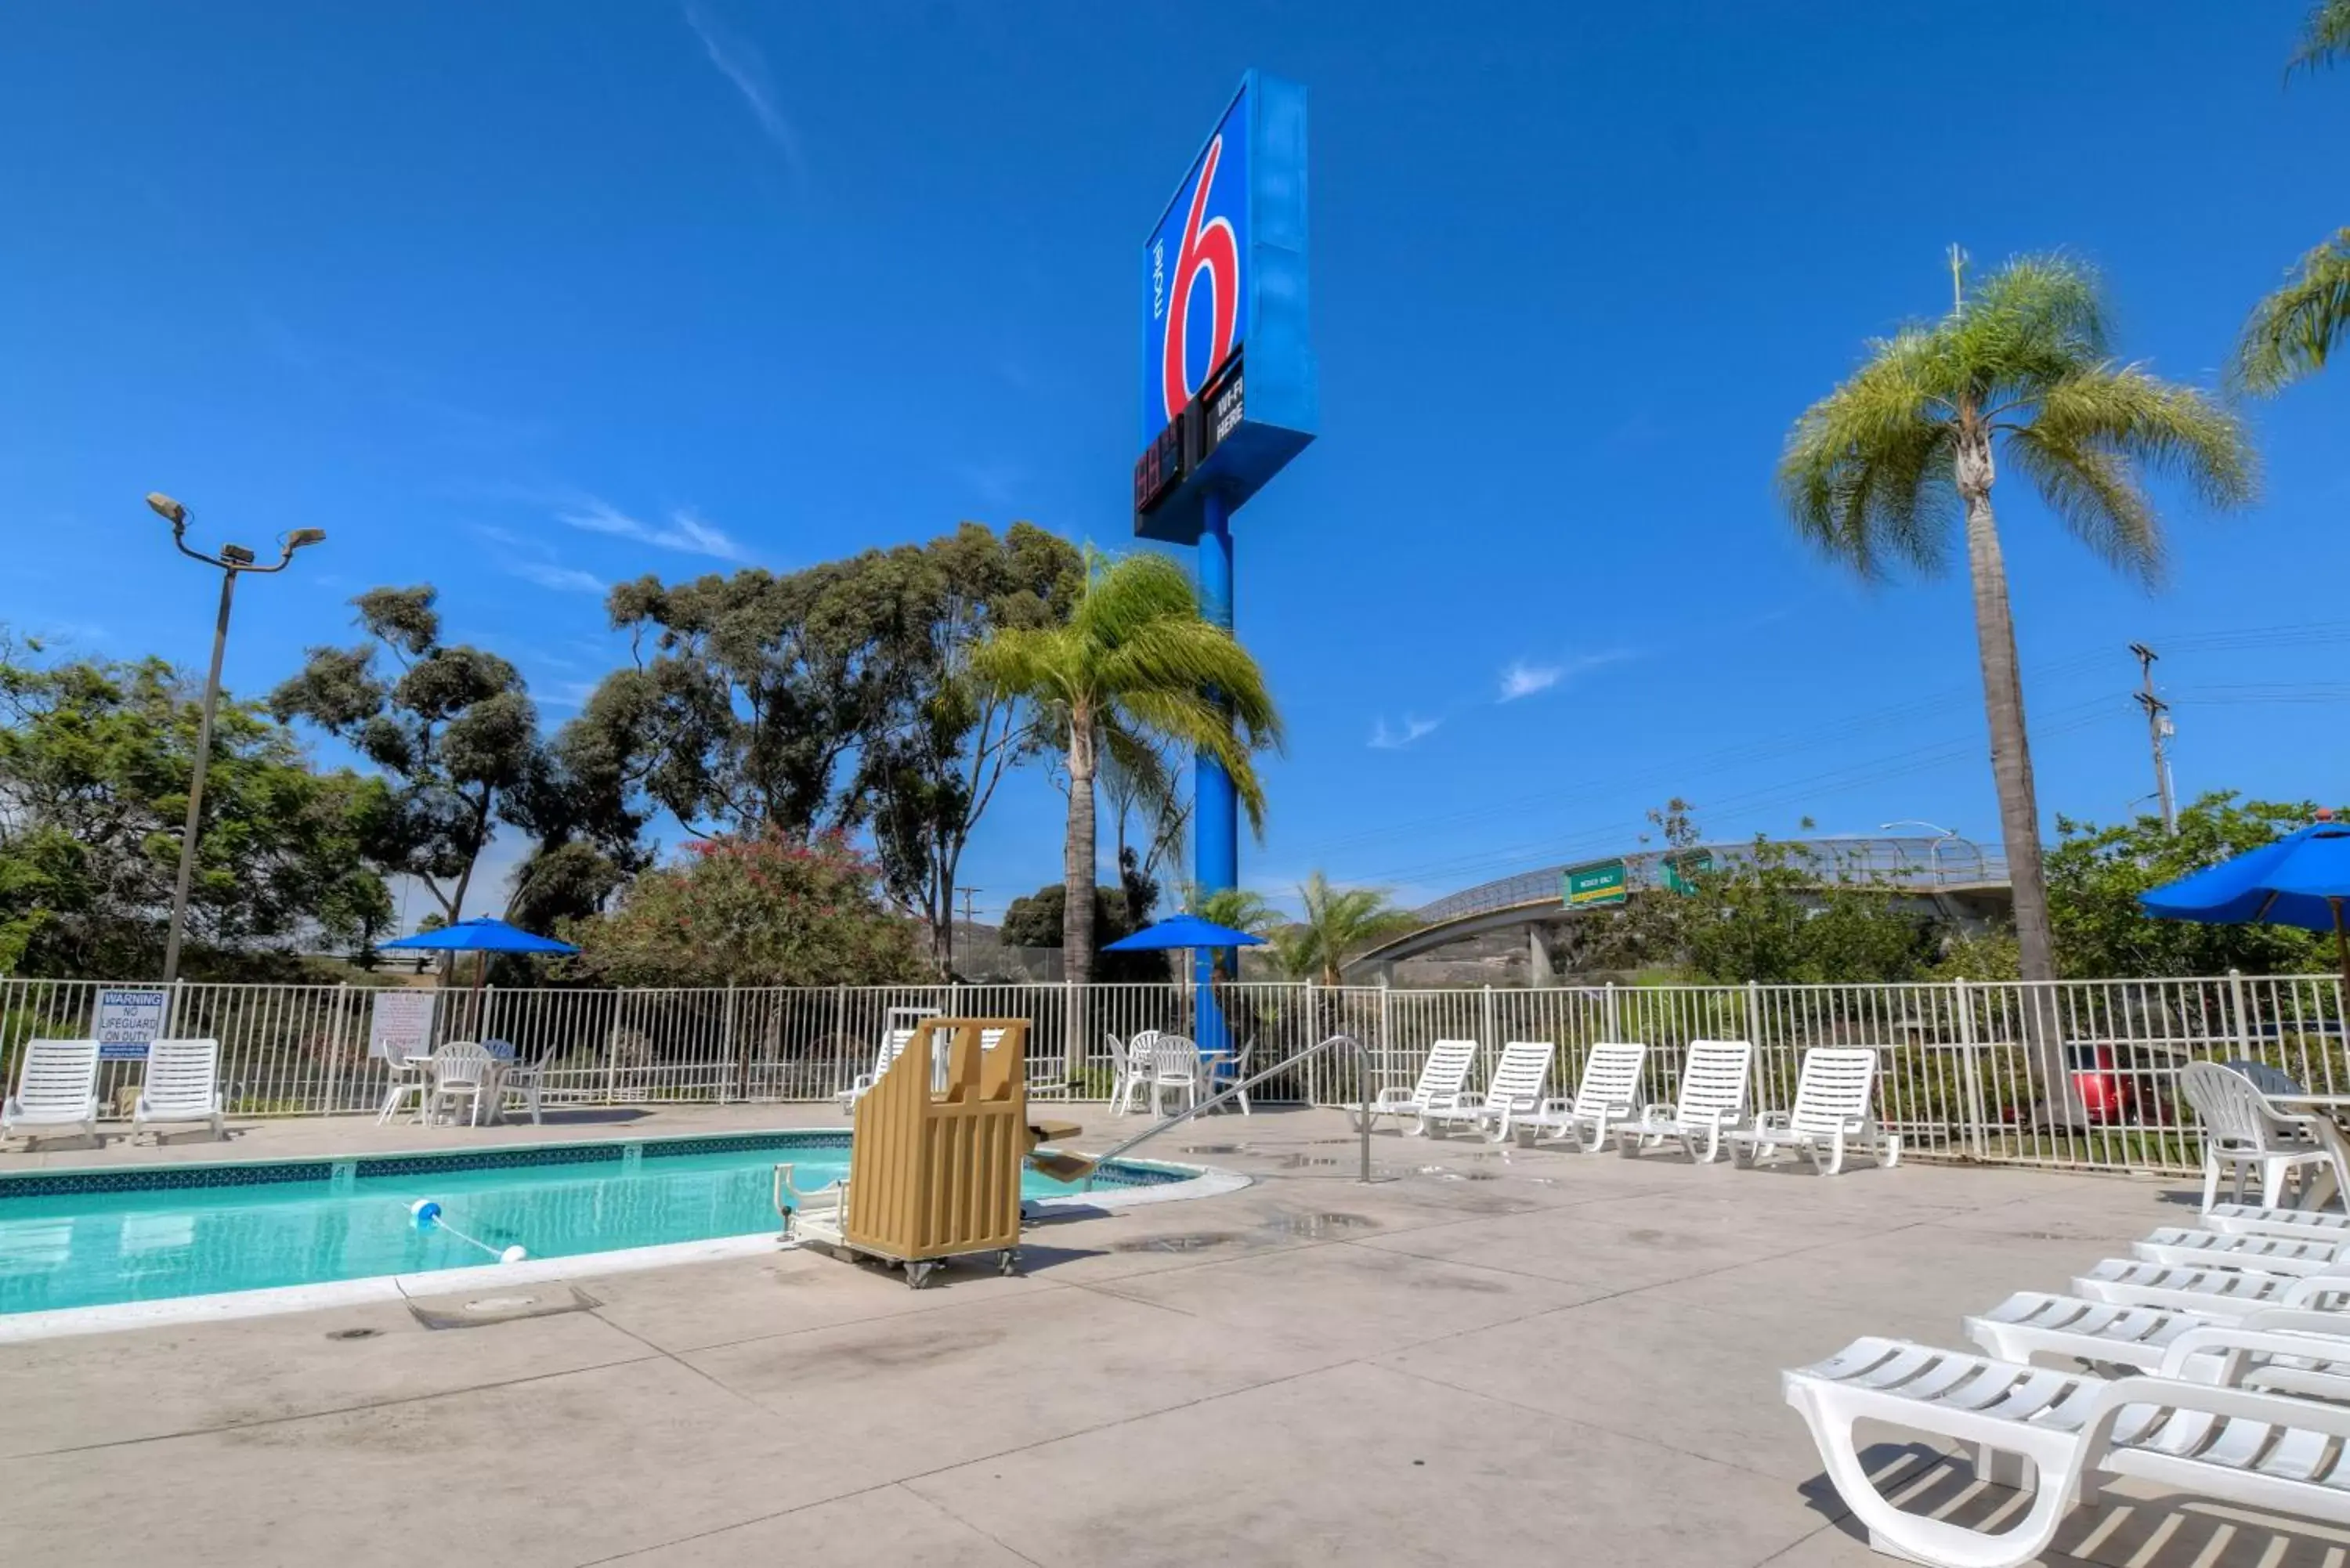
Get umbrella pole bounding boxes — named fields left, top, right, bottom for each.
left=473, top=949, right=488, bottom=1038
left=2334, top=899, right=2349, bottom=1021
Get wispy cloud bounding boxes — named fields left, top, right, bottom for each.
left=1498, top=650, right=1635, bottom=703
left=557, top=498, right=747, bottom=562
left=682, top=1, right=806, bottom=176
left=508, top=559, right=609, bottom=595
left=1368, top=714, right=1442, bottom=750
left=475, top=524, right=610, bottom=595
left=1498, top=659, right=1564, bottom=702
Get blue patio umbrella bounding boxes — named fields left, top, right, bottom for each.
left=1101, top=914, right=1268, bottom=952
left=380, top=917, right=579, bottom=956
left=379, top=918, right=579, bottom=1017
left=1104, top=915, right=1267, bottom=1061
left=2140, top=818, right=2350, bottom=991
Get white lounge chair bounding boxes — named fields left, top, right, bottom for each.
left=2, top=1039, right=100, bottom=1147
left=1524, top=1042, right=1647, bottom=1152
left=2178, top=1060, right=2345, bottom=1215
left=2130, top=1224, right=2349, bottom=1276
left=1422, top=1040, right=1553, bottom=1144
left=1620, top=1039, right=1752, bottom=1162
left=1731, top=1046, right=1898, bottom=1175
left=2207, top=1201, right=2350, bottom=1242
left=1784, top=1331, right=2350, bottom=1568
left=132, top=1037, right=225, bottom=1141
left=1347, top=1039, right=1477, bottom=1136
left=1965, top=1286, right=2350, bottom=1375
left=836, top=1024, right=922, bottom=1115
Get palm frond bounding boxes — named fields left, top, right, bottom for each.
left=2025, top=364, right=2257, bottom=511
left=2003, top=435, right=2163, bottom=586
left=2233, top=229, right=2350, bottom=395
left=1960, top=254, right=2110, bottom=395
left=2291, top=0, right=2350, bottom=78
left=1115, top=685, right=1269, bottom=834
left=1777, top=329, right=1961, bottom=580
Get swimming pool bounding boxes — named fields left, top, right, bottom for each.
left=0, top=1131, right=1195, bottom=1319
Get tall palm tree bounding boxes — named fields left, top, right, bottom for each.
left=2234, top=2, right=2350, bottom=393
left=1780, top=255, right=2255, bottom=988
left=1270, top=872, right=1415, bottom=987
left=971, top=549, right=1280, bottom=992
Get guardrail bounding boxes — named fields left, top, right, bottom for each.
left=1409, top=834, right=2012, bottom=927
left=0, top=972, right=2334, bottom=1177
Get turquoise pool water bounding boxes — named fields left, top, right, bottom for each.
left=0, top=1133, right=1181, bottom=1316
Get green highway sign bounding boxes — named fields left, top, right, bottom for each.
left=1661, top=850, right=1714, bottom=895
left=1563, top=860, right=1628, bottom=908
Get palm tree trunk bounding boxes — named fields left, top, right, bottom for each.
left=1957, top=425, right=2073, bottom=1122
left=1061, top=714, right=1097, bottom=1085
left=1063, top=719, right=1097, bottom=987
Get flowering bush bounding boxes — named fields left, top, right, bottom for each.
left=566, top=830, right=921, bottom=987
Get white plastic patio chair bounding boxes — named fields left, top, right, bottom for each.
left=1618, top=1039, right=1752, bottom=1162
left=2, top=1039, right=100, bottom=1146
left=1347, top=1039, right=1477, bottom=1136
left=2178, top=1060, right=2344, bottom=1215
left=1200, top=1035, right=1253, bottom=1114
left=1112, top=1031, right=1161, bottom=1116
left=1149, top=1035, right=1200, bottom=1118
left=1784, top=1331, right=2350, bottom=1568
left=376, top=1043, right=433, bottom=1125
left=132, top=1037, right=225, bottom=1141
left=1422, top=1040, right=1553, bottom=1144
left=425, top=1042, right=494, bottom=1127
left=1524, top=1042, right=1647, bottom=1152
left=1730, top=1046, right=1898, bottom=1175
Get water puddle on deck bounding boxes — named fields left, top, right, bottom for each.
left=1260, top=1212, right=1378, bottom=1240
left=1109, top=1233, right=1242, bottom=1254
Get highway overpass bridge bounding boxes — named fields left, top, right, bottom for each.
left=1352, top=834, right=2013, bottom=983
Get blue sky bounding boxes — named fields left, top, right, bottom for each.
left=4, top=3, right=2348, bottom=927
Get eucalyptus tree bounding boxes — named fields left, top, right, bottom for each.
left=269, top=586, right=542, bottom=927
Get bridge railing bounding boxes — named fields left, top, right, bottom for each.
left=1408, top=834, right=2010, bottom=927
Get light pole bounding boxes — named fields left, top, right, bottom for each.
left=151, top=493, right=327, bottom=981
left=1880, top=819, right=1962, bottom=881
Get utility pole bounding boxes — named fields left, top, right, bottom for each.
left=1948, top=244, right=1969, bottom=315
left=2131, top=642, right=2178, bottom=836
left=947, top=885, right=981, bottom=977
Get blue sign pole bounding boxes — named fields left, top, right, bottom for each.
left=1194, top=490, right=1237, bottom=1052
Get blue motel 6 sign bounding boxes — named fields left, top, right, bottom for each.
left=1133, top=71, right=1318, bottom=546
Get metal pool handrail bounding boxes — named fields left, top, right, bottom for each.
left=1081, top=1032, right=1378, bottom=1187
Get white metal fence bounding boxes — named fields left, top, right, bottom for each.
left=3, top=974, right=2341, bottom=1176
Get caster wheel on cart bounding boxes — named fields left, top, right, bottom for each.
left=905, top=1261, right=938, bottom=1290
left=997, top=1248, right=1021, bottom=1277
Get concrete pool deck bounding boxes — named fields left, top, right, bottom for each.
left=0, top=1105, right=2335, bottom=1566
